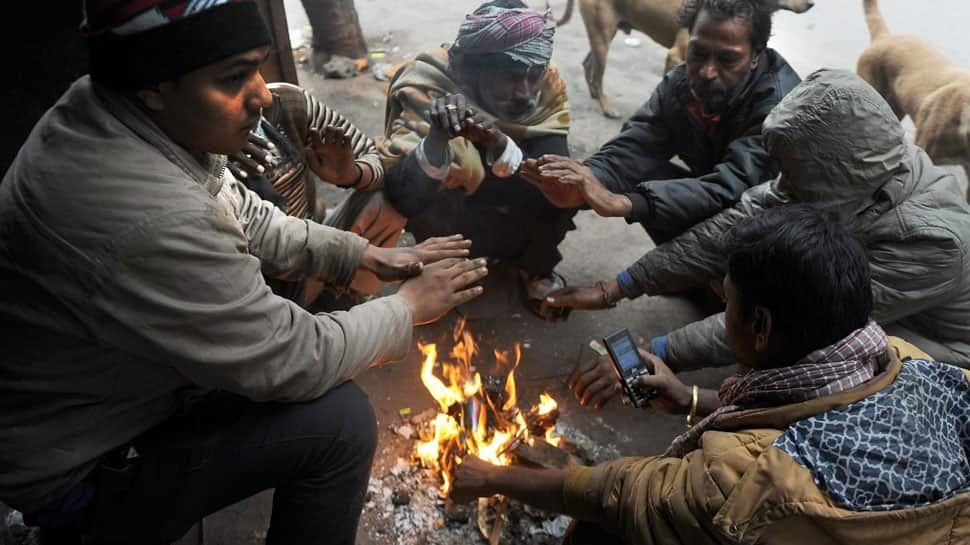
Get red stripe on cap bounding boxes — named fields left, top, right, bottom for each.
left=85, top=0, right=187, bottom=33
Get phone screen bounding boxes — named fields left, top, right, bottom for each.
left=611, top=334, right=641, bottom=372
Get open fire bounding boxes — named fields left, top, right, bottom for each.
left=414, top=319, right=561, bottom=497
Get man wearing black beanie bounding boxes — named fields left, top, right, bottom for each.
left=0, top=2, right=488, bottom=543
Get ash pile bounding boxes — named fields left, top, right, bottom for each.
left=360, top=408, right=620, bottom=545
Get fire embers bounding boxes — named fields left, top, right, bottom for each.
left=415, top=319, right=560, bottom=496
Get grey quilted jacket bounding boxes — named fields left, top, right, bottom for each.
left=622, top=69, right=970, bottom=369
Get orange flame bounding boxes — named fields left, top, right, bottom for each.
left=415, top=320, right=558, bottom=495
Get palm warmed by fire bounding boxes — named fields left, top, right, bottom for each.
left=415, top=319, right=560, bottom=496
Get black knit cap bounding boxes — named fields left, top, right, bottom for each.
left=85, top=1, right=272, bottom=91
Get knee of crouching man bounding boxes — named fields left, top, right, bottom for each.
left=337, top=381, right=378, bottom=462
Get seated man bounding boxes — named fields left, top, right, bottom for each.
left=0, top=2, right=486, bottom=544
left=523, top=0, right=800, bottom=245
left=547, top=69, right=970, bottom=369
left=228, top=82, right=406, bottom=305
left=380, top=0, right=576, bottom=314
left=451, top=205, right=970, bottom=545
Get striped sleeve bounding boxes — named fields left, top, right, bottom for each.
left=268, top=82, right=385, bottom=190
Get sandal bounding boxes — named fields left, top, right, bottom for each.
left=522, top=271, right=571, bottom=322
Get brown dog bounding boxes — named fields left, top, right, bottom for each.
left=857, top=0, right=970, bottom=190
left=555, top=0, right=814, bottom=118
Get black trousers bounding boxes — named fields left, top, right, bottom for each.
left=562, top=520, right=624, bottom=545
left=407, top=189, right=577, bottom=278
left=44, top=381, right=377, bottom=545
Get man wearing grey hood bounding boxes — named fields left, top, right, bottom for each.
left=570, top=69, right=970, bottom=378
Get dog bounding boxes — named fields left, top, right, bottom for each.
left=555, top=0, right=814, bottom=118
left=857, top=0, right=970, bottom=194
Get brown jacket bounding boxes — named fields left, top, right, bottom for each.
left=563, top=346, right=970, bottom=545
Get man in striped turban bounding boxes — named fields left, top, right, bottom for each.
left=380, top=0, right=576, bottom=319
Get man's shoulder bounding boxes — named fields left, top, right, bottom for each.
left=390, top=48, right=453, bottom=90
left=772, top=359, right=970, bottom=511
left=754, top=49, right=801, bottom=94
left=6, top=84, right=220, bottom=255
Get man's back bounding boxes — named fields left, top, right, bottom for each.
left=563, top=357, right=970, bottom=545
left=0, top=76, right=206, bottom=512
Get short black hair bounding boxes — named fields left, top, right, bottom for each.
left=679, top=0, right=774, bottom=53
left=725, top=205, right=872, bottom=362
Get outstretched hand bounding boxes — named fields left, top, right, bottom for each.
left=360, top=235, right=473, bottom=282
left=568, top=353, right=624, bottom=409
left=398, top=258, right=489, bottom=325
left=450, top=455, right=500, bottom=504
left=520, top=157, right=586, bottom=208
left=305, top=126, right=361, bottom=186
left=534, top=155, right=632, bottom=217
left=539, top=280, right=621, bottom=319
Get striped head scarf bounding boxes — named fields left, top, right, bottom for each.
left=450, top=0, right=556, bottom=68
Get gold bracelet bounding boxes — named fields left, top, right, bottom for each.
left=686, top=385, right=699, bottom=428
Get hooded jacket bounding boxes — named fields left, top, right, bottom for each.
left=621, top=69, right=970, bottom=368
left=0, top=77, right=413, bottom=512
left=584, top=49, right=800, bottom=240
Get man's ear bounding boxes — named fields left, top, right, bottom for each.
left=136, top=85, right=166, bottom=112
left=752, top=306, right=772, bottom=353
left=750, top=50, right=762, bottom=69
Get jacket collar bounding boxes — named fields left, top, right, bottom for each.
left=90, top=77, right=228, bottom=197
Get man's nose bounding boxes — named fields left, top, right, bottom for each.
left=514, top=79, right=536, bottom=100
left=248, top=72, right=273, bottom=111
left=699, top=59, right=718, bottom=80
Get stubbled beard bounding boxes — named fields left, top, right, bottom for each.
left=694, top=83, right=729, bottom=114
left=502, top=99, right=538, bottom=121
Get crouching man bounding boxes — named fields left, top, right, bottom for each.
left=451, top=205, right=970, bottom=545
left=543, top=69, right=970, bottom=368
left=380, top=0, right=576, bottom=316
left=0, top=2, right=487, bottom=544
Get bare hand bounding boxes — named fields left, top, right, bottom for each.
left=450, top=455, right=500, bottom=504
left=537, top=156, right=632, bottom=217
left=428, top=93, right=474, bottom=141
left=633, top=352, right=693, bottom=414
left=539, top=280, right=621, bottom=317
left=228, top=131, right=276, bottom=181
left=520, top=158, right=586, bottom=208
left=305, top=126, right=361, bottom=186
left=398, top=258, right=488, bottom=325
left=568, top=353, right=623, bottom=409
left=458, top=112, right=508, bottom=154
left=360, top=235, right=473, bottom=282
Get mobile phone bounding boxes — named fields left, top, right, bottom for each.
left=602, top=328, right=657, bottom=407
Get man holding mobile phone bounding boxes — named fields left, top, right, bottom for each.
left=448, top=206, right=968, bottom=545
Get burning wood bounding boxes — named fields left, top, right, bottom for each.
left=412, top=319, right=565, bottom=543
